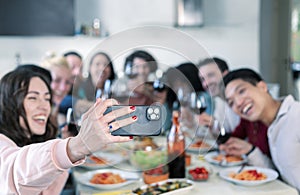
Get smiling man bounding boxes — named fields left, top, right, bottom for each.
left=221, top=68, right=300, bottom=192
left=198, top=57, right=229, bottom=98
left=197, top=57, right=240, bottom=135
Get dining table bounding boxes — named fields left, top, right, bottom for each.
left=72, top=137, right=299, bottom=195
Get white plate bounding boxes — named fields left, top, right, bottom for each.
left=187, top=139, right=217, bottom=153
left=78, top=152, right=125, bottom=170
left=76, top=169, right=140, bottom=190
left=204, top=151, right=247, bottom=167
left=132, top=179, right=194, bottom=195
left=219, top=166, right=278, bottom=186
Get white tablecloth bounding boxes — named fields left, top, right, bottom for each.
left=73, top=154, right=298, bottom=195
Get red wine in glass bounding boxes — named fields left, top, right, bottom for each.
left=65, top=108, right=79, bottom=136
left=198, top=106, right=207, bottom=114
left=216, top=126, right=231, bottom=145
left=68, top=122, right=79, bottom=136
left=190, top=92, right=207, bottom=114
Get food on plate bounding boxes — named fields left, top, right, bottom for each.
left=132, top=180, right=192, bottom=195
left=80, top=153, right=125, bottom=169
left=188, top=167, right=209, bottom=181
left=230, top=169, right=267, bottom=181
left=90, top=172, right=126, bottom=184
left=213, top=154, right=243, bottom=162
left=89, top=155, right=107, bottom=164
left=190, top=140, right=211, bottom=148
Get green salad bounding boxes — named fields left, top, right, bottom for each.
left=130, top=150, right=167, bottom=170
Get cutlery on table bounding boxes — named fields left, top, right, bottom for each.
left=218, top=150, right=227, bottom=166
left=237, top=163, right=247, bottom=173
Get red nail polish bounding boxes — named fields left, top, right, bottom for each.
left=129, top=136, right=133, bottom=139
left=132, top=115, right=137, bottom=120
left=130, top=106, right=135, bottom=110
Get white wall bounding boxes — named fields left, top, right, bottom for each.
left=0, top=0, right=260, bottom=78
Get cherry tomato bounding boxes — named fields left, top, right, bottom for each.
left=188, top=167, right=209, bottom=181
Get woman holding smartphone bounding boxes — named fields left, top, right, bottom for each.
left=0, top=68, right=136, bottom=194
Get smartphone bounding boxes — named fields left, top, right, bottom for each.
left=105, top=105, right=165, bottom=136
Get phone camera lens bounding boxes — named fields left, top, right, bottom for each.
left=147, top=108, right=154, bottom=114
left=150, top=114, right=157, bottom=120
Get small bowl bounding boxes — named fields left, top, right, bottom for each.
left=187, top=166, right=211, bottom=181
left=142, top=172, right=169, bottom=184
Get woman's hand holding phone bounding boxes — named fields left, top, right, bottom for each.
left=67, top=98, right=137, bottom=162
left=107, top=105, right=164, bottom=136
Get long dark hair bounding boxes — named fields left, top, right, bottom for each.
left=0, top=69, right=57, bottom=147
left=88, top=52, right=116, bottom=81
left=80, top=52, right=116, bottom=101
left=165, top=62, right=205, bottom=109
left=123, top=50, right=158, bottom=73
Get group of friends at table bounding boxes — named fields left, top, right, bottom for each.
left=0, top=48, right=299, bottom=195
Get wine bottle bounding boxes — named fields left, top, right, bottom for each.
left=167, top=101, right=186, bottom=178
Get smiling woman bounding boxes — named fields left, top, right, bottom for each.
left=0, top=68, right=67, bottom=193
left=0, top=68, right=137, bottom=194
left=76, top=52, right=116, bottom=101
left=41, top=56, right=73, bottom=108
left=0, top=69, right=57, bottom=146
left=41, top=56, right=73, bottom=128
left=21, top=77, right=52, bottom=136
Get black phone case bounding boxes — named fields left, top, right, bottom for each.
left=105, top=105, right=165, bottom=136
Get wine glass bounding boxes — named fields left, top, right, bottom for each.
left=213, top=123, right=231, bottom=165
left=189, top=91, right=214, bottom=141
left=95, top=79, right=111, bottom=100
left=124, top=60, right=138, bottom=79
left=189, top=92, right=211, bottom=159
left=95, top=88, right=102, bottom=99
left=102, top=79, right=111, bottom=99
left=177, top=87, right=189, bottom=107
left=190, top=91, right=208, bottom=115
left=62, top=108, right=80, bottom=138
left=152, top=79, right=166, bottom=92
left=216, top=123, right=231, bottom=145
